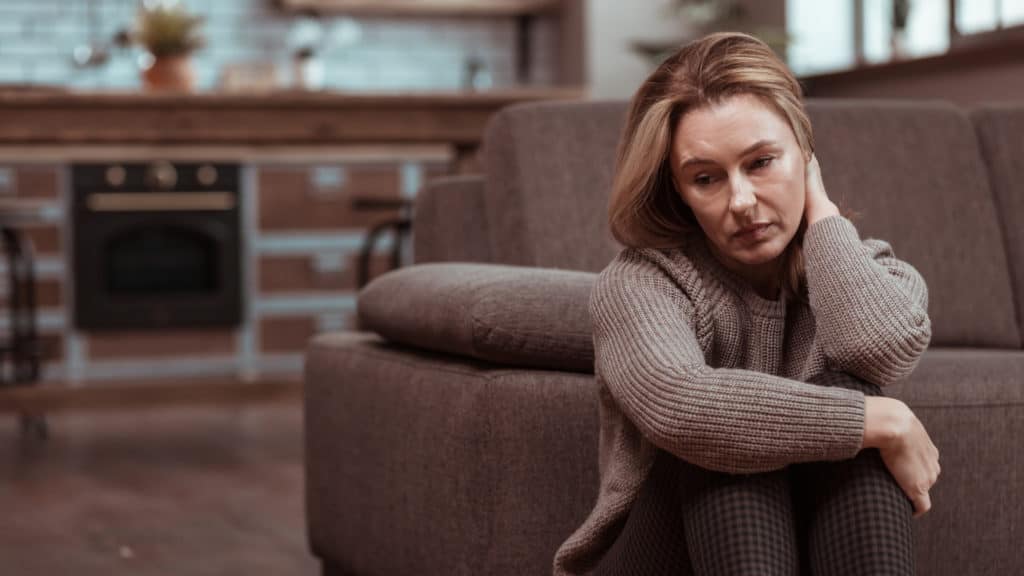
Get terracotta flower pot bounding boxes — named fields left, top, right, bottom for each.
left=141, top=55, right=196, bottom=92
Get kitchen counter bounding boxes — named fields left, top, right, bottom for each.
left=0, top=143, right=455, bottom=163
left=0, top=87, right=590, bottom=383
left=0, top=87, right=585, bottom=147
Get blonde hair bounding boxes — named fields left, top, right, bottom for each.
left=609, top=32, right=839, bottom=303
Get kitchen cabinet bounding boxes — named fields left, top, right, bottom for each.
left=0, top=146, right=451, bottom=382
left=0, top=164, right=64, bottom=372
left=0, top=89, right=581, bottom=382
left=251, top=152, right=449, bottom=361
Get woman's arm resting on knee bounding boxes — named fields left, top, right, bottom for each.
left=593, top=249, right=868, bottom=475
left=863, top=396, right=941, bottom=518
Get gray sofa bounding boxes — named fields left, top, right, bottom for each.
left=305, top=99, right=1024, bottom=575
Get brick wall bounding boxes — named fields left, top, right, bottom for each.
left=0, top=0, right=558, bottom=91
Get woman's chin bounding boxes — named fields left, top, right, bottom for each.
left=727, top=239, right=786, bottom=266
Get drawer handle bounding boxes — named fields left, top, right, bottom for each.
left=86, top=192, right=235, bottom=212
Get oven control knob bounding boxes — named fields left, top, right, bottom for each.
left=105, top=164, right=126, bottom=188
left=197, top=164, right=218, bottom=187
left=147, top=161, right=178, bottom=190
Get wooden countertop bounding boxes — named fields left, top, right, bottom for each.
left=0, top=87, right=585, bottom=146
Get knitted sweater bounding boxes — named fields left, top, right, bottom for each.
left=552, top=215, right=931, bottom=576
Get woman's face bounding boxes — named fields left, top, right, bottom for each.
left=669, top=93, right=807, bottom=279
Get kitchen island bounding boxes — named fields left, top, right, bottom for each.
left=0, top=86, right=583, bottom=395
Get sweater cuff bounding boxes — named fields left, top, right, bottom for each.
left=814, top=384, right=867, bottom=462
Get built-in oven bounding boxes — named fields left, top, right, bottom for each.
left=72, top=161, right=241, bottom=330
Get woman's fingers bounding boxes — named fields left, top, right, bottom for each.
left=913, top=452, right=940, bottom=518
left=878, top=408, right=941, bottom=520
left=803, top=154, right=839, bottom=224
left=913, top=491, right=931, bottom=518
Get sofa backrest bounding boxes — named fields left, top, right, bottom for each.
left=481, top=100, right=628, bottom=272
left=969, top=104, right=1024, bottom=344
left=478, top=98, right=1021, bottom=348
left=807, top=100, right=1020, bottom=348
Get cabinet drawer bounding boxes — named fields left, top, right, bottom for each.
left=258, top=165, right=402, bottom=231
left=0, top=278, right=62, bottom=308
left=0, top=165, right=60, bottom=199
left=39, top=332, right=63, bottom=363
left=20, top=226, right=61, bottom=256
left=259, top=252, right=394, bottom=294
left=14, top=166, right=60, bottom=199
left=260, top=312, right=356, bottom=353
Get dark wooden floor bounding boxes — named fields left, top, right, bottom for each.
left=0, top=399, right=318, bottom=575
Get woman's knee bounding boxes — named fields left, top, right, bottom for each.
left=794, top=449, right=915, bottom=574
left=675, top=458, right=800, bottom=575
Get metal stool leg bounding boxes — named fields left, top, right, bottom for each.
left=2, top=227, right=47, bottom=440
left=356, top=217, right=412, bottom=290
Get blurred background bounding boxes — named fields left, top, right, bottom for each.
left=0, top=1, right=1021, bottom=574
left=0, top=0, right=1021, bottom=99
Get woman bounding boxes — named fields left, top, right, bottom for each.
left=552, top=32, right=940, bottom=575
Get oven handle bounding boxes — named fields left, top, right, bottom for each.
left=86, top=192, right=235, bottom=212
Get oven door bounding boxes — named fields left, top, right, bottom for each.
left=73, top=209, right=242, bottom=331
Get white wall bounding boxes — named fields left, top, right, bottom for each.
left=585, top=0, right=691, bottom=99
left=584, top=0, right=788, bottom=99
left=0, top=0, right=553, bottom=91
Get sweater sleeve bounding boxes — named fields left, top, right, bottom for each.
left=592, top=248, right=867, bottom=475
left=803, top=215, right=932, bottom=387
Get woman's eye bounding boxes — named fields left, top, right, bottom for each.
left=751, top=156, right=774, bottom=170
left=693, top=174, right=712, bottom=186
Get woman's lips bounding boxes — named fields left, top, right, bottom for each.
left=734, top=223, right=772, bottom=241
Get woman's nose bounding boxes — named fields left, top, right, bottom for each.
left=728, top=177, right=757, bottom=214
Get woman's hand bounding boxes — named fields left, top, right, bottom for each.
left=863, top=396, right=942, bottom=518
left=805, top=154, right=840, bottom=226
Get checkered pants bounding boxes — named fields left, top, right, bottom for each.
left=593, top=372, right=915, bottom=576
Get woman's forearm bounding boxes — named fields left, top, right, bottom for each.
left=803, top=217, right=931, bottom=385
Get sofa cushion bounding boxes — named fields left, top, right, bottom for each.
left=969, top=104, right=1024, bottom=343
left=886, top=347, right=1024, bottom=575
left=304, top=332, right=601, bottom=576
left=890, top=347, right=1024, bottom=406
left=357, top=263, right=596, bottom=372
left=808, top=100, right=1020, bottom=348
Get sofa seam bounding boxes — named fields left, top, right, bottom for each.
left=312, top=342, right=588, bottom=381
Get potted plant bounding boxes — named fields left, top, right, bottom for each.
left=134, top=2, right=205, bottom=91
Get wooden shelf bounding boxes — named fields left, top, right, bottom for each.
left=277, top=0, right=561, bottom=17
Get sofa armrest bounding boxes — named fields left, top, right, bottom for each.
left=412, top=175, right=493, bottom=264
left=357, top=263, right=595, bottom=372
